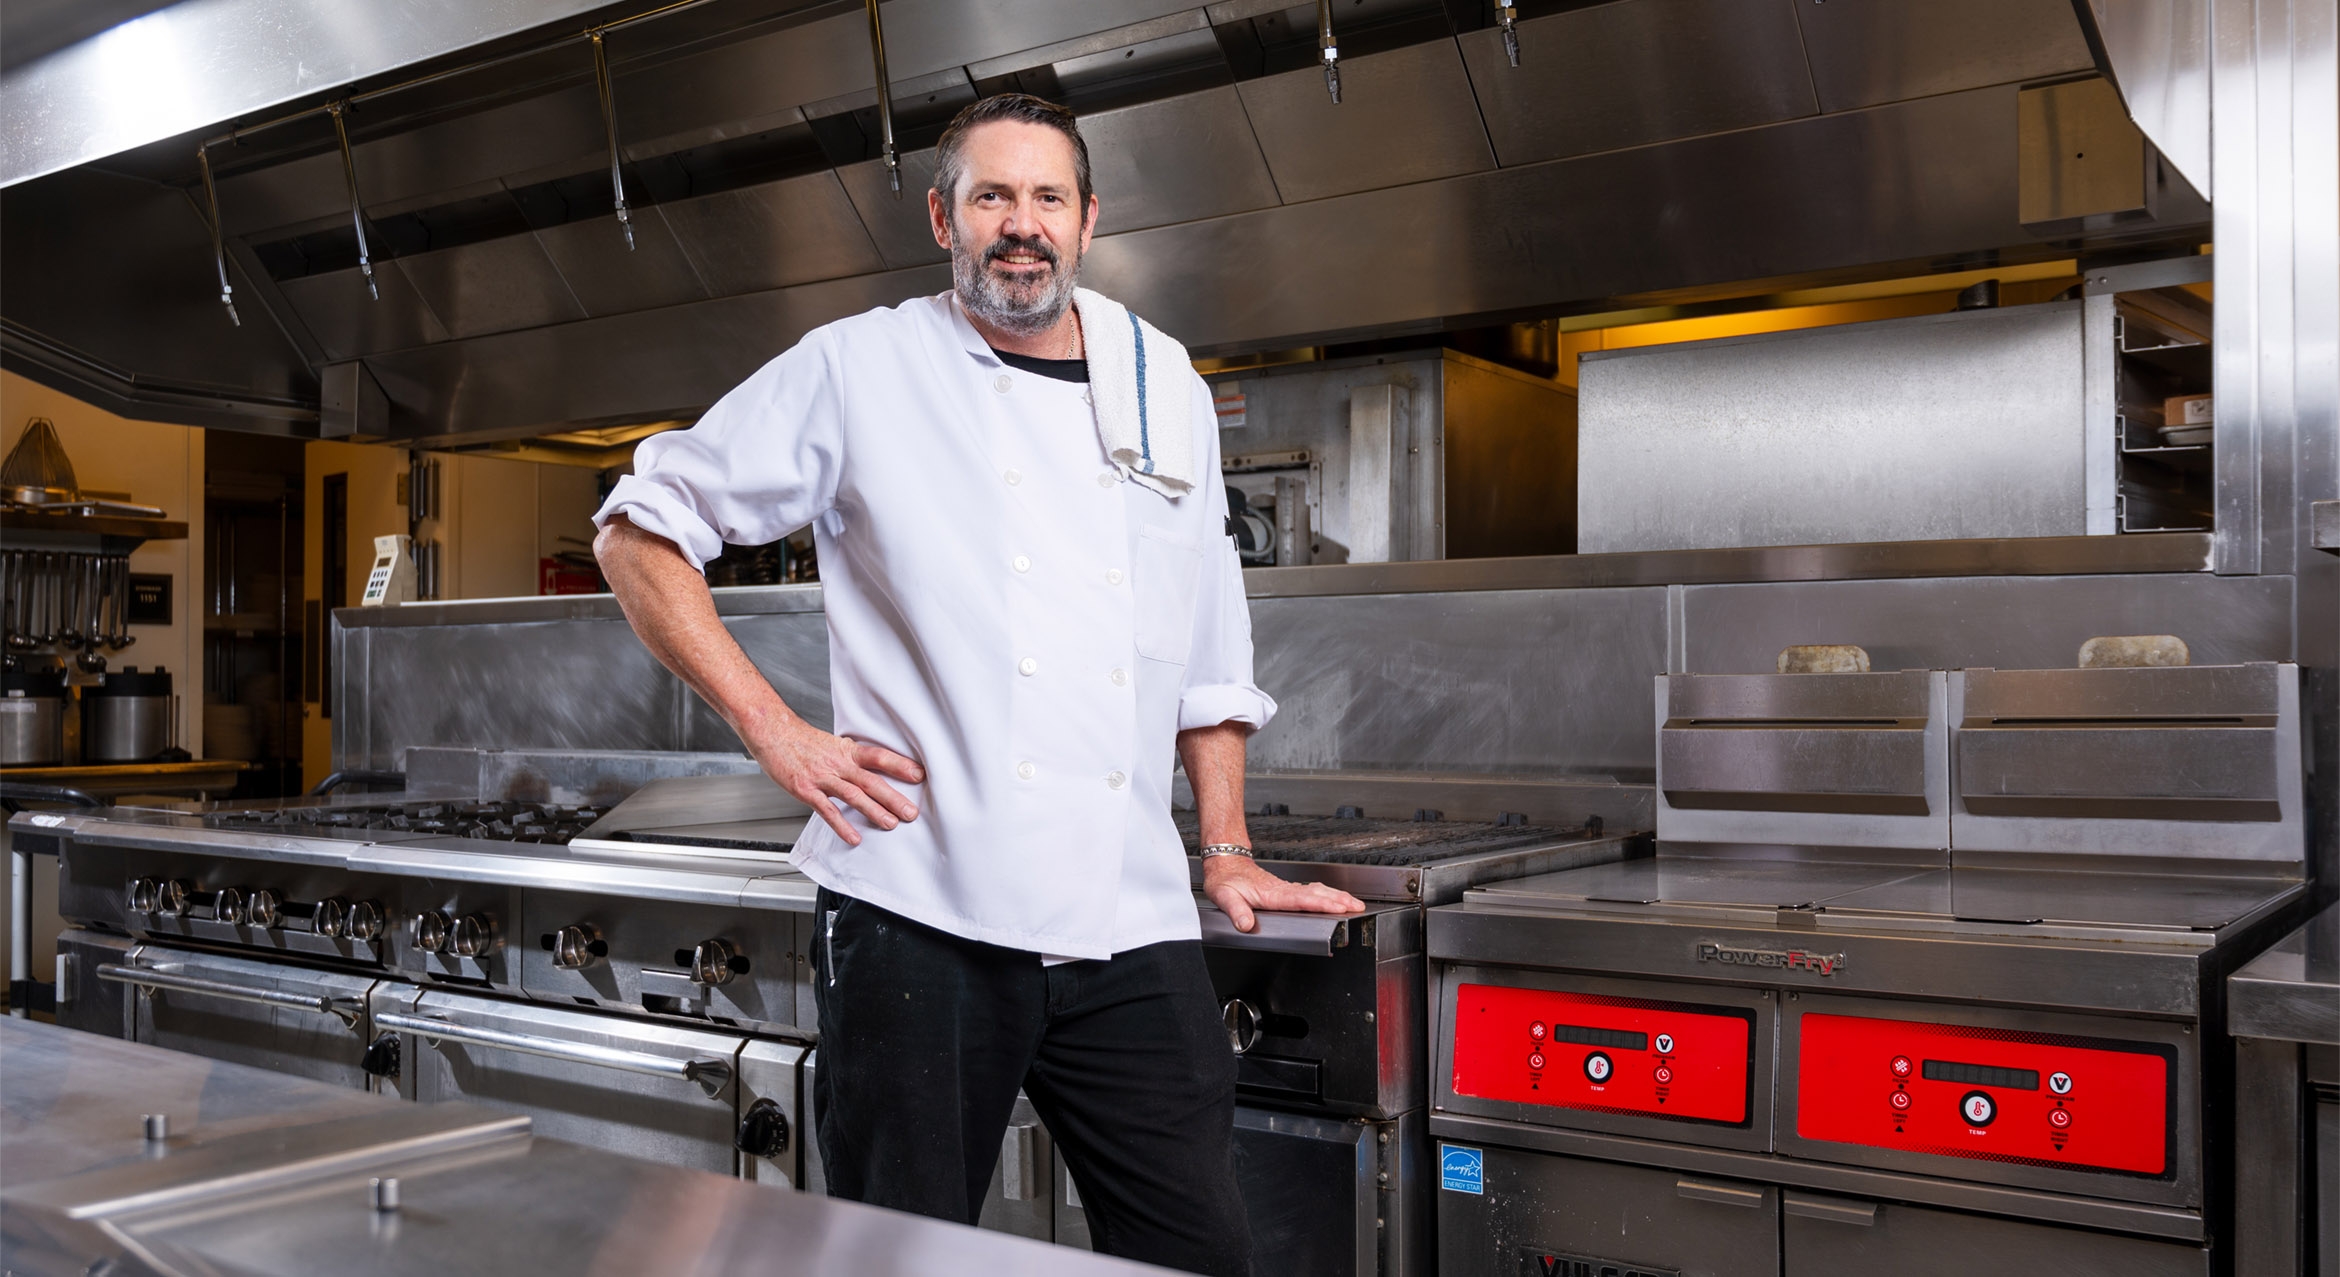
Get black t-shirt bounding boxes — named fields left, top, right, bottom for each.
left=993, top=348, right=1089, bottom=384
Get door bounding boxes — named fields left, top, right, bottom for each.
left=1437, top=1146, right=1779, bottom=1277
left=110, top=944, right=377, bottom=1089
left=52, top=928, right=132, bottom=1039
left=374, top=984, right=745, bottom=1174
left=1780, top=1191, right=2206, bottom=1276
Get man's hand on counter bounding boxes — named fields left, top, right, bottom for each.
left=744, top=712, right=923, bottom=847
left=1204, top=855, right=1367, bottom=933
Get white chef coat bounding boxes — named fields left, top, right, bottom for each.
left=594, top=291, right=1274, bottom=960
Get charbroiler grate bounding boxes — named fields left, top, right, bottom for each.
left=215, top=800, right=605, bottom=844
left=1175, top=811, right=1597, bottom=868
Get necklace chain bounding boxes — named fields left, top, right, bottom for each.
left=1062, top=308, right=1080, bottom=361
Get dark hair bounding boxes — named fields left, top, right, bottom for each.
left=931, top=93, right=1093, bottom=207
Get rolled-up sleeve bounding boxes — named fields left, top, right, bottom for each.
left=594, top=328, right=846, bottom=570
left=1177, top=379, right=1277, bottom=732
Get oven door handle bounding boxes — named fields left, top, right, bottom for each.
left=374, top=1011, right=735, bottom=1099
left=96, top=962, right=361, bottom=1027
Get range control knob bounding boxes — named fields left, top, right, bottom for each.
left=451, top=913, right=496, bottom=958
left=348, top=899, right=386, bottom=941
left=313, top=896, right=351, bottom=939
left=360, top=1032, right=401, bottom=1080
left=1222, top=998, right=1264, bottom=1055
left=247, top=889, right=282, bottom=930
left=157, top=879, right=194, bottom=918
left=414, top=910, right=452, bottom=954
left=690, top=939, right=741, bottom=987
left=212, top=887, right=248, bottom=926
left=126, top=878, right=161, bottom=914
left=735, top=1098, right=791, bottom=1160
left=548, top=925, right=607, bottom=970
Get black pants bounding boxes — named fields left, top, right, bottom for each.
left=811, top=888, right=1252, bottom=1276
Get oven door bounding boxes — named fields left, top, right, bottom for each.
left=1231, top=1105, right=1419, bottom=1277
left=1437, top=1145, right=1779, bottom=1277
left=102, top=944, right=378, bottom=1090
left=52, top=928, right=133, bottom=1039
left=373, top=983, right=747, bottom=1174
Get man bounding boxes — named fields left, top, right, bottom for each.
left=593, top=93, right=1363, bottom=1275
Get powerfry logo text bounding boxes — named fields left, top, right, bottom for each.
left=1696, top=942, right=1846, bottom=977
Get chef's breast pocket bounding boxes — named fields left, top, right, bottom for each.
left=1134, top=524, right=1203, bottom=666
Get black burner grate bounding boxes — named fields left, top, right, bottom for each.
left=1174, top=812, right=1587, bottom=868
left=215, top=801, right=605, bottom=845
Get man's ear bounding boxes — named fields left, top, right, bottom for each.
left=929, top=187, right=952, bottom=251
left=1080, top=194, right=1098, bottom=253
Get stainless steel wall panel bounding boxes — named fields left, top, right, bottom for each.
left=277, top=263, right=451, bottom=361
left=532, top=208, right=710, bottom=318
left=1458, top=0, right=1818, bottom=167
left=661, top=172, right=888, bottom=297
left=1577, top=304, right=2091, bottom=553
left=352, top=620, right=681, bottom=768
left=837, top=149, right=950, bottom=270
left=1793, top=0, right=2098, bottom=112
left=1080, top=86, right=1282, bottom=233
left=1678, top=573, right=2295, bottom=675
left=1233, top=39, right=1496, bottom=204
left=1244, top=587, right=1667, bottom=779
left=393, top=235, right=586, bottom=339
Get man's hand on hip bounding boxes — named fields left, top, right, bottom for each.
left=1204, top=855, right=1366, bottom=933
left=744, top=713, right=924, bottom=846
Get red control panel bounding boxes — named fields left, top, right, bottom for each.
left=1450, top=984, right=1755, bottom=1125
left=1797, top=1013, right=2172, bottom=1176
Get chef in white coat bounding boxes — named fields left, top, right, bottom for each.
left=594, top=93, right=1362, bottom=1275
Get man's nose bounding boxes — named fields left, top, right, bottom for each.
left=999, top=196, right=1040, bottom=238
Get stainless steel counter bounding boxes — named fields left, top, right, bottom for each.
left=2229, top=905, right=2340, bottom=1277
left=0, top=1017, right=1173, bottom=1277
left=2230, top=902, right=2340, bottom=1046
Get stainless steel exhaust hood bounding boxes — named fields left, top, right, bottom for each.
left=0, top=0, right=2207, bottom=441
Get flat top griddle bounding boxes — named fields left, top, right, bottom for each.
left=1174, top=811, right=1590, bottom=868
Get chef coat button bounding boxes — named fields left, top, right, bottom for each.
left=1017, top=761, right=1037, bottom=781
left=1012, top=555, right=1032, bottom=573
left=1106, top=771, right=1127, bottom=790
left=1004, top=468, right=1022, bottom=486
left=1110, top=668, right=1128, bottom=686
left=995, top=374, right=1013, bottom=394
left=1097, top=472, right=1117, bottom=488
left=1106, top=568, right=1124, bottom=585
left=1019, top=657, right=1038, bottom=676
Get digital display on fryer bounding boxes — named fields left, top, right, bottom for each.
left=1922, top=1059, right=2039, bottom=1091
left=1550, top=1024, right=1649, bottom=1051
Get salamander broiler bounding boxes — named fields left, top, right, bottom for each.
left=1426, top=658, right=2309, bottom=1276
left=12, top=751, right=1645, bottom=1277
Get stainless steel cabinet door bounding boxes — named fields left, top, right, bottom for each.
left=376, top=985, right=746, bottom=1174
left=1437, top=1146, right=1779, bottom=1277
left=112, top=944, right=377, bottom=1089
left=1780, top=1191, right=2207, bottom=1276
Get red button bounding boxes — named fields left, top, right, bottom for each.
left=1529, top=1022, right=1548, bottom=1041
left=1890, top=1090, right=1912, bottom=1111
left=2049, top=1107, right=2072, bottom=1129
left=1528, top=1052, right=1546, bottom=1070
left=1654, top=1065, right=1674, bottom=1085
left=1890, top=1055, right=1914, bottom=1079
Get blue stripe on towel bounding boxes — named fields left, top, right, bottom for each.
left=1128, top=310, right=1154, bottom=473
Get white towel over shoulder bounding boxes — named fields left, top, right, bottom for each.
left=1075, top=287, right=1193, bottom=497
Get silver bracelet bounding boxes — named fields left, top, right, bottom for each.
left=1198, top=843, right=1254, bottom=859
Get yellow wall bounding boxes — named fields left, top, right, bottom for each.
left=0, top=370, right=206, bottom=753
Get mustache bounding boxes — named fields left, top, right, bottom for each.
left=982, top=233, right=1060, bottom=269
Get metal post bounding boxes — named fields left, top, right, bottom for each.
left=195, top=144, right=240, bottom=326
left=8, top=846, right=29, bottom=1018
left=326, top=102, right=379, bottom=301
left=589, top=31, right=635, bottom=250
left=863, top=0, right=899, bottom=196
left=1317, top=0, right=1341, bottom=103
left=1497, top=0, right=1520, bottom=67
